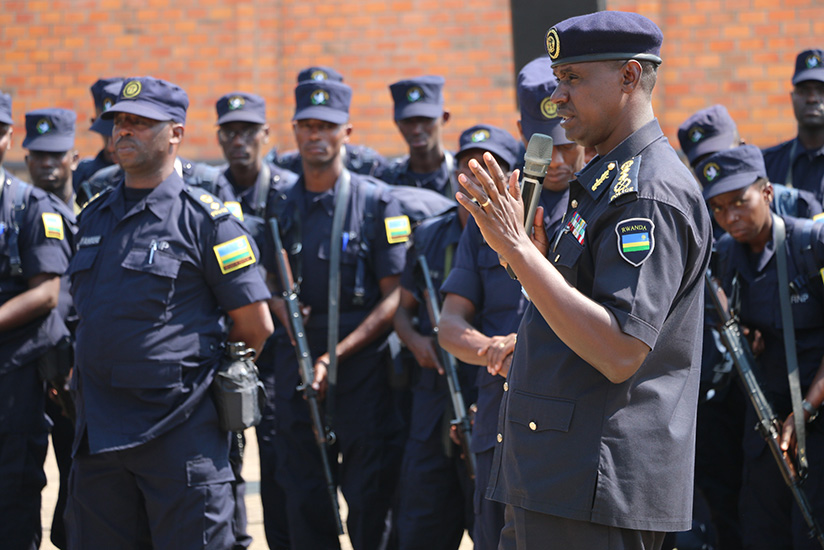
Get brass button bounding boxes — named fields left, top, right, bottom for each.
left=571, top=199, right=578, bottom=208
left=529, top=421, right=537, bottom=431
left=503, top=382, right=509, bottom=392
left=497, top=433, right=503, bottom=443
left=608, top=162, right=616, bottom=170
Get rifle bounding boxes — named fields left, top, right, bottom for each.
left=268, top=217, right=344, bottom=535
left=705, top=271, right=824, bottom=548
left=418, top=254, right=477, bottom=479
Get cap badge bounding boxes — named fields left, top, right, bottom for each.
left=406, top=86, right=423, bottom=103
left=228, top=96, right=245, bottom=110
left=311, top=90, right=330, bottom=106
left=546, top=28, right=560, bottom=60
left=102, top=98, right=114, bottom=111
left=471, top=129, right=490, bottom=143
left=36, top=119, right=51, bottom=134
left=806, top=54, right=822, bottom=69
left=688, top=126, right=704, bottom=143
left=310, top=70, right=329, bottom=81
left=703, top=162, right=720, bottom=182
left=540, top=97, right=558, bottom=119
left=122, top=81, right=142, bottom=99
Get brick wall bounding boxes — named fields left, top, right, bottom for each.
left=2, top=0, right=821, bottom=169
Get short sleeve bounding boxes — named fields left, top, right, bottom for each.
left=203, top=215, right=271, bottom=312
left=20, top=194, right=72, bottom=279
left=440, top=218, right=483, bottom=307
left=590, top=199, right=700, bottom=349
left=371, top=188, right=408, bottom=281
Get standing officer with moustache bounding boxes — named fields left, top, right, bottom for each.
left=262, top=78, right=409, bottom=550
left=0, top=92, right=74, bottom=550
left=456, top=12, right=712, bottom=549
left=64, top=77, right=273, bottom=550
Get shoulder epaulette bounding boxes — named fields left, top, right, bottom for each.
left=80, top=186, right=114, bottom=211
left=609, top=156, right=642, bottom=204
left=182, top=185, right=231, bottom=221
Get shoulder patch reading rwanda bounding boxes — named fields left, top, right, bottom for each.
left=385, top=215, right=411, bottom=244
left=615, top=217, right=654, bottom=267
left=214, top=235, right=256, bottom=274
left=42, top=212, right=64, bottom=240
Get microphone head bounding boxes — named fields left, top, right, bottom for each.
left=523, top=133, right=553, bottom=179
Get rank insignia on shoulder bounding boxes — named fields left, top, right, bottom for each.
left=385, top=215, right=411, bottom=244
left=214, top=235, right=256, bottom=274
left=609, top=157, right=641, bottom=203
left=225, top=201, right=244, bottom=221
left=616, top=217, right=654, bottom=267
left=42, top=212, right=64, bottom=240
left=591, top=161, right=617, bottom=193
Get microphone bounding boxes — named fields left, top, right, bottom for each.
left=506, top=133, right=553, bottom=279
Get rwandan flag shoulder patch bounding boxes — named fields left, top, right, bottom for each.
left=213, top=235, right=256, bottom=275
left=385, top=215, right=411, bottom=244
left=42, top=212, right=64, bottom=240
left=615, top=217, right=654, bottom=267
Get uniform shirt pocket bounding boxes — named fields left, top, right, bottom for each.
left=508, top=390, right=575, bottom=433
left=119, top=247, right=182, bottom=323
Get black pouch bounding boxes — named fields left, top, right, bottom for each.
left=211, top=342, right=267, bottom=432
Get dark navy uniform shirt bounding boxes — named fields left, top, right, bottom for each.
left=68, top=172, right=270, bottom=455
left=0, top=170, right=73, bottom=373
left=716, top=215, right=824, bottom=405
left=399, top=209, right=465, bottom=441
left=487, top=120, right=712, bottom=532
left=262, top=172, right=408, bottom=397
left=763, top=138, right=824, bottom=204
left=376, top=153, right=457, bottom=198
left=220, top=161, right=298, bottom=221
left=440, top=187, right=568, bottom=454
left=73, top=149, right=114, bottom=207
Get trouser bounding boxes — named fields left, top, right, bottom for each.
left=474, top=447, right=506, bottom=550
left=394, top=434, right=473, bottom=549
left=739, top=411, right=824, bottom=550
left=0, top=362, right=49, bottom=550
left=498, top=504, right=666, bottom=550
left=65, top=396, right=235, bottom=550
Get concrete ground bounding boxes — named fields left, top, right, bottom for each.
left=40, top=428, right=474, bottom=549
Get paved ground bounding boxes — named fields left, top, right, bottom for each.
left=40, top=428, right=473, bottom=549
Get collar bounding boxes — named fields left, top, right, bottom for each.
left=297, top=173, right=345, bottom=217
left=574, top=119, right=665, bottom=201
left=793, top=136, right=824, bottom=160
left=101, top=171, right=185, bottom=221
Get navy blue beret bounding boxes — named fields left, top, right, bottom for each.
left=89, top=80, right=123, bottom=136
left=101, top=77, right=189, bottom=124
left=90, top=77, right=124, bottom=112
left=677, top=105, right=737, bottom=166
left=697, top=145, right=767, bottom=200
left=517, top=57, right=572, bottom=145
left=456, top=124, right=520, bottom=171
left=297, top=66, right=344, bottom=83
left=22, top=108, right=77, bottom=152
left=293, top=80, right=351, bottom=124
left=389, top=75, right=445, bottom=121
left=0, top=91, right=12, bottom=125
left=216, top=92, right=267, bottom=125
left=546, top=11, right=663, bottom=67
left=793, top=49, right=824, bottom=85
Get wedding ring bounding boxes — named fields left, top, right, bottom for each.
left=480, top=198, right=490, bottom=208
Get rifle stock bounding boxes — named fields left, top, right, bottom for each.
left=418, top=254, right=477, bottom=479
left=705, top=271, right=824, bottom=548
left=269, top=217, right=344, bottom=535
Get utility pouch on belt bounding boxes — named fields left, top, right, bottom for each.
left=212, top=342, right=266, bottom=432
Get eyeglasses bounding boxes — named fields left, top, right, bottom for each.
left=218, top=126, right=263, bottom=142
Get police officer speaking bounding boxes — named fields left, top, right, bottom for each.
left=455, top=12, right=712, bottom=549
left=64, top=76, right=273, bottom=549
